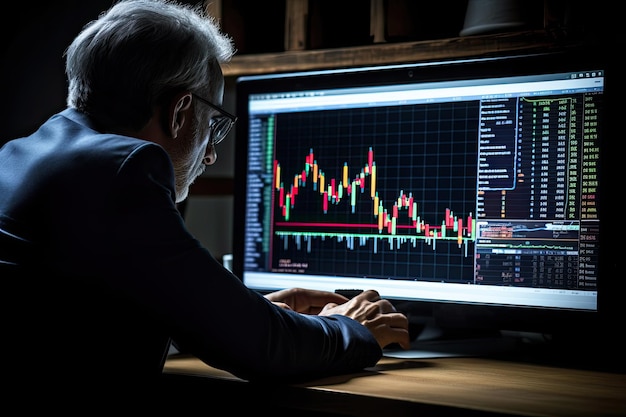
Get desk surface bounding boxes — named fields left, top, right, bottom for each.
left=163, top=354, right=626, bottom=416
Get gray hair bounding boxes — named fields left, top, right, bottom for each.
left=65, top=0, right=235, bottom=131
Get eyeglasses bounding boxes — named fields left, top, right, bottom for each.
left=192, top=93, right=237, bottom=146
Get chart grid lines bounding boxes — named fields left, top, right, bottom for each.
left=271, top=101, right=479, bottom=283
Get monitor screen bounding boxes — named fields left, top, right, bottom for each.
left=232, top=50, right=613, bottom=344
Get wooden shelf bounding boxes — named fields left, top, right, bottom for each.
left=222, top=30, right=581, bottom=78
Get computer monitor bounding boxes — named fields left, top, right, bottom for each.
left=232, top=49, right=615, bottom=352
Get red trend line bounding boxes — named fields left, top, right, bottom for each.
left=275, top=222, right=379, bottom=229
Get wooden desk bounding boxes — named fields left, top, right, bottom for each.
left=162, top=354, right=626, bottom=416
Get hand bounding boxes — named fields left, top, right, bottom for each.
left=319, top=289, right=411, bottom=350
left=265, top=287, right=349, bottom=315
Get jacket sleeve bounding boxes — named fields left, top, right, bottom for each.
left=104, top=142, right=382, bottom=382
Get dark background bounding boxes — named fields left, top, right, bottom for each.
left=0, top=1, right=119, bottom=144
left=1, top=1, right=617, bottom=145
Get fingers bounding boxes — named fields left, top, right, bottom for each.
left=301, top=289, right=348, bottom=314
left=357, top=293, right=397, bottom=317
left=386, top=326, right=412, bottom=350
left=307, top=289, right=349, bottom=307
left=267, top=288, right=350, bottom=314
left=270, top=287, right=410, bottom=349
left=271, top=301, right=293, bottom=311
left=354, top=289, right=381, bottom=302
left=353, top=291, right=409, bottom=349
left=365, top=312, right=411, bottom=350
left=264, top=288, right=291, bottom=303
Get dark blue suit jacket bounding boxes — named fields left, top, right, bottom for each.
left=0, top=109, right=380, bottom=394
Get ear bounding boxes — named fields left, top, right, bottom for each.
left=168, top=91, right=193, bottom=139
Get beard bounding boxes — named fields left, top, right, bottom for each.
left=174, top=152, right=206, bottom=203
left=173, top=120, right=209, bottom=203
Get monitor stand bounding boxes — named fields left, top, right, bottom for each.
left=383, top=318, right=546, bottom=359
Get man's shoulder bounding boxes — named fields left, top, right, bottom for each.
left=41, top=108, right=167, bottom=163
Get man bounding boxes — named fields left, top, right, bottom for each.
left=0, top=0, right=409, bottom=406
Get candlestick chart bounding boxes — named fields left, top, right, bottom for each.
left=274, top=147, right=475, bottom=248
left=268, top=102, right=480, bottom=282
